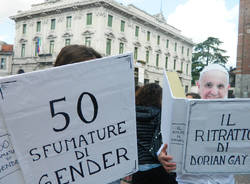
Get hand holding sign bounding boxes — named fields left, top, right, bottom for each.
left=161, top=65, right=250, bottom=175
left=157, top=144, right=176, bottom=172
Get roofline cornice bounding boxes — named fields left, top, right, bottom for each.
left=10, top=0, right=194, bottom=45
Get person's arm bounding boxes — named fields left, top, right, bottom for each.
left=158, top=143, right=176, bottom=172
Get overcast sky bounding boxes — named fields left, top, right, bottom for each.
left=0, top=0, right=239, bottom=67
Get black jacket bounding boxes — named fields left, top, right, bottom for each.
left=136, top=106, right=162, bottom=165
left=134, top=106, right=178, bottom=184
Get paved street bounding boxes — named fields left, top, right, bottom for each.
left=235, top=175, right=250, bottom=184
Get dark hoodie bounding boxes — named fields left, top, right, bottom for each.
left=136, top=106, right=162, bottom=165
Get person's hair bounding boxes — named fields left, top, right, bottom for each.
left=199, top=64, right=229, bottom=84
left=135, top=83, right=162, bottom=108
left=135, top=85, right=141, bottom=92
left=186, top=92, right=201, bottom=99
left=54, top=45, right=102, bottom=67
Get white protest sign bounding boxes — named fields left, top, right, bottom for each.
left=183, top=100, right=250, bottom=174
left=0, top=106, right=25, bottom=184
left=0, top=131, right=25, bottom=184
left=161, top=71, right=250, bottom=174
left=0, top=54, right=138, bottom=184
left=161, top=71, right=187, bottom=173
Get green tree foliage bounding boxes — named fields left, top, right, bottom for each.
left=192, top=37, right=229, bottom=84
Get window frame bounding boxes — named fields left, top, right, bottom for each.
left=22, top=24, right=27, bottom=34
left=119, top=42, right=124, bottom=54
left=85, top=37, right=91, bottom=47
left=49, top=40, right=55, bottom=54
left=0, top=58, right=6, bottom=70
left=66, top=16, right=72, bottom=29
left=165, top=56, right=168, bottom=70
left=106, top=38, right=112, bottom=55
left=21, top=44, right=25, bottom=57
left=108, top=15, right=113, bottom=27
left=120, top=20, right=125, bottom=32
left=135, top=26, right=139, bottom=37
left=134, top=47, right=138, bottom=60
left=144, top=79, right=149, bottom=84
left=147, top=31, right=150, bottom=41
left=156, top=54, right=159, bottom=67
left=157, top=35, right=160, bottom=45
left=65, top=39, right=71, bottom=46
left=36, top=21, right=41, bottom=32
left=87, top=13, right=92, bottom=25
left=51, top=19, right=56, bottom=30
left=146, top=50, right=149, bottom=63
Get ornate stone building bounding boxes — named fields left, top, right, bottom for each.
left=235, top=0, right=250, bottom=97
left=10, top=0, right=194, bottom=90
left=0, top=41, right=13, bottom=76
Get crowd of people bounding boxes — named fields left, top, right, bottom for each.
left=52, top=44, right=234, bottom=184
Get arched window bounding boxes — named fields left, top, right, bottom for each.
left=17, top=69, right=25, bottom=74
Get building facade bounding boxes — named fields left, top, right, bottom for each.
left=10, top=0, right=194, bottom=90
left=235, top=0, right=250, bottom=97
left=0, top=41, right=13, bottom=76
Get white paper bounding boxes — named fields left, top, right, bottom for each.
left=0, top=54, right=138, bottom=184
left=161, top=71, right=188, bottom=173
left=161, top=72, right=250, bottom=174
left=183, top=99, right=250, bottom=174
left=0, top=108, right=25, bottom=184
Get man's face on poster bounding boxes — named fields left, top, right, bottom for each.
left=198, top=70, right=229, bottom=99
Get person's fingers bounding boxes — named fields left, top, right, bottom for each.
left=158, top=143, right=177, bottom=172
left=163, top=165, right=177, bottom=172
left=164, top=162, right=176, bottom=167
left=161, top=157, right=176, bottom=166
left=159, top=153, right=173, bottom=162
left=162, top=157, right=176, bottom=172
left=162, top=143, right=168, bottom=154
left=163, top=164, right=177, bottom=169
left=166, top=155, right=174, bottom=161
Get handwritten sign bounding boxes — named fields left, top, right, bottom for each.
left=0, top=133, right=25, bottom=183
left=183, top=100, right=250, bottom=174
left=161, top=71, right=250, bottom=174
left=161, top=71, right=187, bottom=173
left=0, top=54, right=138, bottom=184
left=0, top=108, right=25, bottom=184
left=0, top=129, right=25, bottom=184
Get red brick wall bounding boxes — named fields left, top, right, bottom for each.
left=236, top=0, right=250, bottom=74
